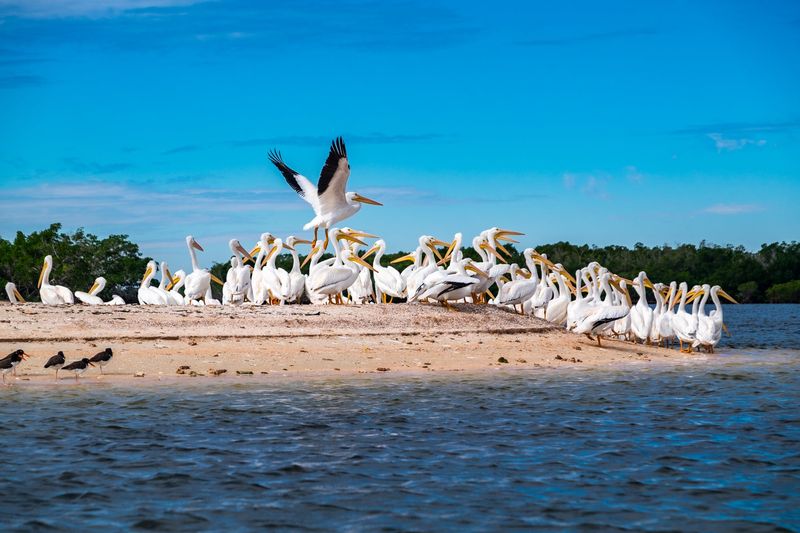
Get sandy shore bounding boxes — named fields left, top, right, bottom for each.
left=0, top=303, right=702, bottom=385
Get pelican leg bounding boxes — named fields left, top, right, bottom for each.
left=312, top=226, right=319, bottom=248
left=322, top=229, right=330, bottom=252
left=328, top=294, right=333, bottom=304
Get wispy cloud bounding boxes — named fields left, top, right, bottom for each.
left=562, top=172, right=610, bottom=200
left=625, top=165, right=644, bottom=183
left=707, top=133, right=766, bottom=152
left=0, top=0, right=204, bottom=19
left=516, top=28, right=657, bottom=46
left=702, top=203, right=764, bottom=215
left=0, top=180, right=305, bottom=230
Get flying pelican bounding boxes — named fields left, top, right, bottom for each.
left=268, top=137, right=382, bottom=247
left=362, top=239, right=406, bottom=303
left=38, top=255, right=74, bottom=305
left=5, top=282, right=25, bottom=303
left=184, top=235, right=223, bottom=304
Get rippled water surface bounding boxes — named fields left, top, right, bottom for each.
left=1, top=306, right=799, bottom=531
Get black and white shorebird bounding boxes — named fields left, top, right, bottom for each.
left=88, top=348, right=113, bottom=374
left=61, top=358, right=95, bottom=381
left=268, top=137, right=382, bottom=248
left=44, top=351, right=66, bottom=381
left=1, top=349, right=29, bottom=383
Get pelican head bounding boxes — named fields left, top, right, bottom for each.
left=186, top=235, right=204, bottom=251
left=346, top=191, right=382, bottom=206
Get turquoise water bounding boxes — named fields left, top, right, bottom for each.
left=1, top=305, right=798, bottom=531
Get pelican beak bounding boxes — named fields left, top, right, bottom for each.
left=431, top=238, right=450, bottom=248
left=345, top=229, right=378, bottom=239
left=141, top=267, right=153, bottom=284
left=495, top=242, right=513, bottom=257
left=234, top=243, right=254, bottom=263
left=480, top=243, right=507, bottom=264
left=246, top=245, right=260, bottom=262
left=165, top=276, right=180, bottom=291
left=558, top=267, right=576, bottom=283
left=13, top=287, right=25, bottom=302
left=350, top=255, right=378, bottom=272
left=352, top=193, right=382, bottom=206
left=210, top=274, right=225, bottom=286
left=37, top=262, right=46, bottom=289
left=390, top=253, right=415, bottom=265
left=88, top=362, right=96, bottom=367
left=643, top=276, right=655, bottom=289
left=294, top=239, right=313, bottom=245
left=532, top=252, right=556, bottom=269
left=88, top=281, right=100, bottom=294
left=301, top=247, right=320, bottom=268
left=685, top=289, right=702, bottom=304
left=496, top=229, right=524, bottom=238
left=465, top=263, right=488, bottom=278
left=265, top=246, right=279, bottom=262
left=283, top=244, right=296, bottom=252
left=192, top=240, right=204, bottom=251
left=339, top=233, right=367, bottom=247
left=164, top=266, right=172, bottom=282
left=361, top=244, right=380, bottom=260
left=718, top=289, right=739, bottom=304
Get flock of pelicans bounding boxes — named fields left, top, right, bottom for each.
left=3, top=137, right=738, bottom=372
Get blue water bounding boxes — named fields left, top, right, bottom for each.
left=1, top=305, right=799, bottom=531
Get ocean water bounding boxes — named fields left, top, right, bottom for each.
left=1, top=305, right=799, bottom=531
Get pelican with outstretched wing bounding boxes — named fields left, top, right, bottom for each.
left=268, top=137, right=382, bottom=248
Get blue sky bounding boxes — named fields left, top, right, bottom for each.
left=1, top=0, right=799, bottom=268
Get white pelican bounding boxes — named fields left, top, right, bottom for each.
left=268, top=137, right=382, bottom=246
left=303, top=242, right=330, bottom=305
left=649, top=283, right=666, bottom=344
left=249, top=232, right=274, bottom=305
left=656, top=281, right=677, bottom=346
left=38, top=255, right=74, bottom=305
left=75, top=277, right=107, bottom=305
left=155, top=262, right=176, bottom=305
left=673, top=283, right=701, bottom=352
left=347, top=241, right=376, bottom=304
left=283, top=236, right=311, bottom=303
left=545, top=267, right=572, bottom=325
left=611, top=278, right=632, bottom=339
left=492, top=249, right=539, bottom=314
left=183, top=235, right=223, bottom=304
left=262, top=237, right=293, bottom=305
left=308, top=228, right=375, bottom=302
left=409, top=258, right=484, bottom=308
left=5, top=282, right=25, bottom=303
left=695, top=285, right=738, bottom=353
left=165, top=269, right=187, bottom=305
left=571, top=273, right=630, bottom=346
left=362, top=239, right=406, bottom=303
left=629, top=271, right=653, bottom=343
left=138, top=260, right=167, bottom=305
left=222, top=239, right=254, bottom=305
left=405, top=235, right=449, bottom=299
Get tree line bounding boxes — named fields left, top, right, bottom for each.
left=2, top=224, right=799, bottom=303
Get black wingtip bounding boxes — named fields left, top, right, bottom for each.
left=331, top=136, right=347, bottom=159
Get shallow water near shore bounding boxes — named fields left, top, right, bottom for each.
left=1, top=305, right=799, bottom=531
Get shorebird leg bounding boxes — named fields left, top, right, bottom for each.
left=585, top=334, right=594, bottom=342
left=597, top=335, right=602, bottom=347
left=99, top=365, right=104, bottom=375
left=75, top=373, right=79, bottom=382
left=55, top=369, right=59, bottom=381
